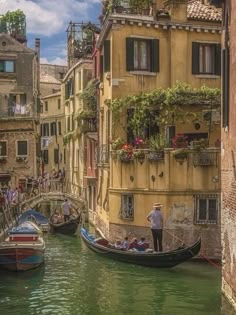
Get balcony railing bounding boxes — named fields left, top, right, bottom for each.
left=0, top=104, right=37, bottom=119
left=193, top=152, right=218, bottom=167
left=82, top=118, right=97, bottom=133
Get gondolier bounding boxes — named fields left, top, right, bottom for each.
left=147, top=203, right=164, bottom=252
left=62, top=199, right=71, bottom=222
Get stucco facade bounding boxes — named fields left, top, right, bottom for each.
left=0, top=33, right=39, bottom=188
left=40, top=92, right=65, bottom=174
left=95, top=0, right=222, bottom=258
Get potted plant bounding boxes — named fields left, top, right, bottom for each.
left=109, top=0, right=123, bottom=13
left=191, top=138, right=208, bottom=152
left=111, top=137, right=125, bottom=150
left=148, top=135, right=167, bottom=161
left=173, top=149, right=189, bottom=164
left=128, top=0, right=151, bottom=14
left=118, top=144, right=134, bottom=162
left=172, top=134, right=188, bottom=149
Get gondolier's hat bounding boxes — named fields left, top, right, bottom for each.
left=153, top=202, right=163, bottom=208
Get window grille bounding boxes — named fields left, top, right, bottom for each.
left=120, top=194, right=134, bottom=220
left=194, top=194, right=218, bottom=224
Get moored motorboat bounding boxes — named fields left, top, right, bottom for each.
left=49, top=214, right=80, bottom=235
left=81, top=228, right=201, bottom=268
left=0, top=221, right=45, bottom=271
left=19, top=209, right=49, bottom=232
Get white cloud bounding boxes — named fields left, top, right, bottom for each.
left=0, top=0, right=100, bottom=36
left=40, top=57, right=67, bottom=66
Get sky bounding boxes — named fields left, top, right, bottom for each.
left=0, top=0, right=101, bottom=65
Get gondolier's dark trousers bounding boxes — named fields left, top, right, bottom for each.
left=64, top=215, right=70, bottom=222
left=151, top=229, right=163, bottom=252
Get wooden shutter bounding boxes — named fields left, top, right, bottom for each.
left=100, top=55, right=104, bottom=81
left=192, top=42, right=200, bottom=74
left=104, top=40, right=110, bottom=72
left=126, top=38, right=134, bottom=71
left=223, top=48, right=230, bottom=127
left=214, top=44, right=221, bottom=75
left=151, top=39, right=160, bottom=73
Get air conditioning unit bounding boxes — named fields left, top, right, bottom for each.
left=202, top=110, right=220, bottom=123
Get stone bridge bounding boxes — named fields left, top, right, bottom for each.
left=20, top=191, right=85, bottom=211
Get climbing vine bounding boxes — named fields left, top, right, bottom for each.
left=106, top=82, right=220, bottom=137
left=79, top=78, right=98, bottom=111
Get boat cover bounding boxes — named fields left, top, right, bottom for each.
left=9, top=221, right=41, bottom=235
left=19, top=209, right=49, bottom=225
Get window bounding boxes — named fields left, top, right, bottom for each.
left=192, top=42, right=221, bottom=75
left=58, top=121, right=62, bottom=135
left=104, top=40, right=110, bottom=72
left=42, top=123, right=49, bottom=137
left=126, top=38, right=159, bottom=72
left=54, top=148, right=59, bottom=164
left=0, top=141, right=7, bottom=156
left=17, top=140, right=28, bottom=157
left=222, top=11, right=230, bottom=128
left=64, top=148, right=66, bottom=163
left=65, top=78, right=74, bottom=99
left=120, top=194, right=134, bottom=220
left=0, top=60, right=15, bottom=72
left=42, top=150, right=48, bottom=164
left=45, top=101, right=48, bottom=112
left=67, top=116, right=70, bottom=132
left=57, top=99, right=61, bottom=109
left=50, top=122, right=57, bottom=136
left=194, top=195, right=218, bottom=224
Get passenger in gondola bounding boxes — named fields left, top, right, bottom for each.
left=128, top=238, right=139, bottom=251
left=61, top=199, right=71, bottom=222
left=121, top=236, right=129, bottom=250
left=138, top=237, right=150, bottom=251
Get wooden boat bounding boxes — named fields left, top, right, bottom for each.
left=49, top=214, right=80, bottom=235
left=81, top=228, right=201, bottom=268
left=0, top=221, right=45, bottom=271
left=19, top=209, right=49, bottom=232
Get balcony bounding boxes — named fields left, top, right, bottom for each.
left=0, top=104, right=38, bottom=120
left=110, top=148, right=220, bottom=191
left=81, top=118, right=97, bottom=133
left=101, top=0, right=155, bottom=23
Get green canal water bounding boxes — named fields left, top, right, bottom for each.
left=0, top=230, right=225, bottom=315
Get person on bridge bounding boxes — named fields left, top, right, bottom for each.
left=62, top=199, right=71, bottom=222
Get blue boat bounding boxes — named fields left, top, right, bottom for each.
left=19, top=209, right=49, bottom=232
left=0, top=221, right=45, bottom=271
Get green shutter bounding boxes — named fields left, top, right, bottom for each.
left=104, top=40, right=111, bottom=72
left=100, top=55, right=104, bottom=81
left=214, top=44, right=221, bottom=75
left=192, top=42, right=200, bottom=74
left=223, top=48, right=230, bottom=127
left=126, top=38, right=134, bottom=71
left=151, top=39, right=159, bottom=73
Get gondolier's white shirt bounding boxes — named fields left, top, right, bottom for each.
left=148, top=209, right=163, bottom=229
left=62, top=201, right=71, bottom=215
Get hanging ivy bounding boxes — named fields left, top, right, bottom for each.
left=107, top=82, right=220, bottom=136
left=79, top=78, right=98, bottom=111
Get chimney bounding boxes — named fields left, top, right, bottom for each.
left=164, top=0, right=188, bottom=23
left=35, top=38, right=40, bottom=59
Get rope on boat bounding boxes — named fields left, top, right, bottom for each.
left=165, top=230, right=221, bottom=270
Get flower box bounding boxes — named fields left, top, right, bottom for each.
left=148, top=151, right=164, bottom=161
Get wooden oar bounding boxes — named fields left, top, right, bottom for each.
left=165, top=229, right=221, bottom=270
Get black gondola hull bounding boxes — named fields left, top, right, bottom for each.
left=81, top=228, right=201, bottom=268
left=50, top=219, right=79, bottom=235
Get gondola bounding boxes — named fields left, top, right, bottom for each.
left=81, top=228, right=201, bottom=268
left=0, top=221, right=45, bottom=271
left=49, top=214, right=80, bottom=235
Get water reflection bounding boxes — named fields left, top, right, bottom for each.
left=0, top=232, right=223, bottom=315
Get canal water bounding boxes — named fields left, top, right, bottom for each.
left=0, top=230, right=226, bottom=315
